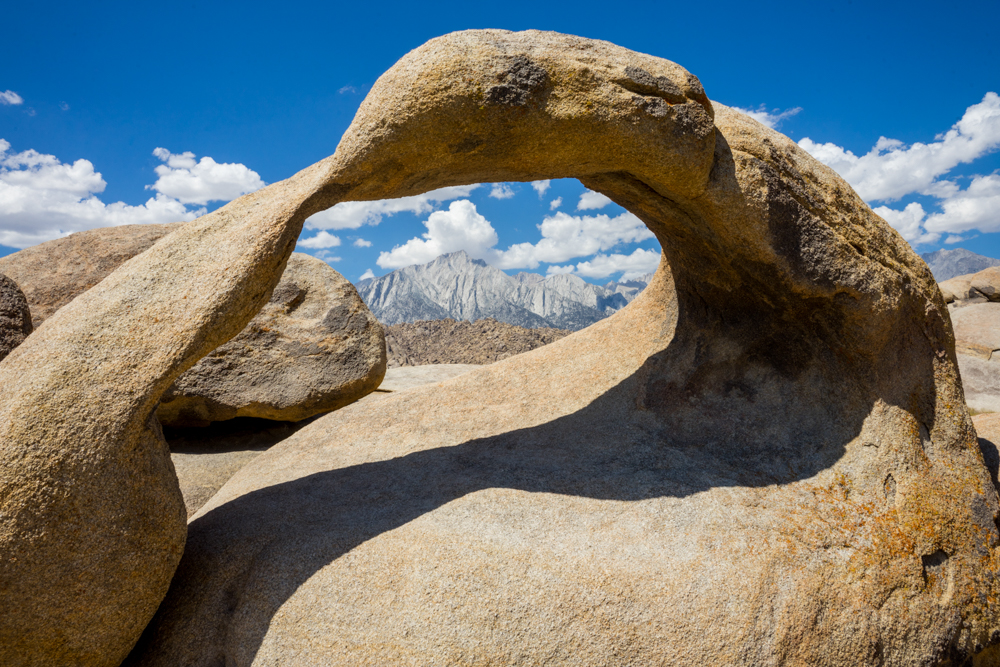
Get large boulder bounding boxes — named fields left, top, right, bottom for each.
left=0, top=273, right=31, bottom=362
left=0, top=134, right=344, bottom=661
left=127, top=30, right=1000, bottom=666
left=157, top=252, right=386, bottom=427
left=0, top=222, right=183, bottom=328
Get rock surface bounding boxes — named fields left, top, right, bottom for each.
left=0, top=222, right=183, bottom=329
left=948, top=303, right=1000, bottom=413
left=0, top=99, right=347, bottom=662
left=357, top=250, right=650, bottom=330
left=157, top=253, right=386, bottom=427
left=168, top=365, right=480, bottom=517
left=128, top=30, right=1000, bottom=666
left=0, top=273, right=32, bottom=362
left=385, top=317, right=569, bottom=366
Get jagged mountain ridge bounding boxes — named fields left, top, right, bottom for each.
left=921, top=248, right=1000, bottom=281
left=355, top=251, right=652, bottom=330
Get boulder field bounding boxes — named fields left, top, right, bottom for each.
left=2, top=29, right=1000, bottom=666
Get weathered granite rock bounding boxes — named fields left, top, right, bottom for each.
left=128, top=30, right=1000, bottom=666
left=157, top=253, right=386, bottom=427
left=0, top=125, right=346, bottom=663
left=168, top=365, right=480, bottom=517
left=0, top=273, right=32, bottom=362
left=0, top=222, right=183, bottom=329
left=949, top=303, right=1000, bottom=413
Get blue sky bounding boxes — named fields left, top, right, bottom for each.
left=2, top=0, right=998, bottom=283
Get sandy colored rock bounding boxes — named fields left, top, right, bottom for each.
left=0, top=222, right=183, bottom=329
left=0, top=108, right=349, bottom=663
left=0, top=273, right=31, bottom=362
left=384, top=317, right=569, bottom=367
left=971, top=267, right=1000, bottom=301
left=127, top=30, right=1000, bottom=666
left=167, top=365, right=480, bottom=517
left=157, top=253, right=386, bottom=426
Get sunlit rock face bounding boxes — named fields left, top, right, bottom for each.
left=3, top=29, right=999, bottom=667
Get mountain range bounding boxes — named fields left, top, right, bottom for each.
left=356, top=248, right=1000, bottom=330
left=355, top=251, right=652, bottom=331
left=920, top=248, right=1000, bottom=281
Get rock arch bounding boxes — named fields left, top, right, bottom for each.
left=1, top=29, right=997, bottom=665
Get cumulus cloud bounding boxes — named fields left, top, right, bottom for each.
left=353, top=238, right=372, bottom=247
left=577, top=190, right=612, bottom=210
left=338, top=85, right=358, bottom=94
left=297, top=231, right=342, bottom=249
left=489, top=183, right=515, bottom=199
left=0, top=91, right=23, bottom=106
left=531, top=180, right=551, bottom=197
left=359, top=268, right=375, bottom=281
left=549, top=196, right=562, bottom=210
left=149, top=147, right=264, bottom=205
left=733, top=105, right=802, bottom=129
left=0, top=139, right=202, bottom=248
left=491, top=210, right=654, bottom=269
left=377, top=200, right=500, bottom=268
left=306, top=185, right=480, bottom=230
left=376, top=199, right=657, bottom=275
left=799, top=92, right=1000, bottom=245
left=572, top=248, right=661, bottom=280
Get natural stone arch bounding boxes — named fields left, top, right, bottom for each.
left=1, top=29, right=998, bottom=666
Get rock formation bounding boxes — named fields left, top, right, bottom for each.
left=384, top=317, right=569, bottom=366
left=168, top=364, right=480, bottom=517
left=121, top=30, right=1000, bottom=666
left=0, top=222, right=182, bottom=328
left=157, top=253, right=386, bottom=427
left=0, top=122, right=343, bottom=662
left=0, top=273, right=32, bottom=362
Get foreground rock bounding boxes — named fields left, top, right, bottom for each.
left=0, top=223, right=182, bottom=328
left=158, top=253, right=386, bottom=426
left=0, top=273, right=32, bottom=362
left=385, top=317, right=569, bottom=366
left=0, top=125, right=344, bottom=662
left=168, top=365, right=480, bottom=517
left=129, top=30, right=1000, bottom=666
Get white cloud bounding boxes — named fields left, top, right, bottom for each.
left=377, top=200, right=657, bottom=271
left=313, top=251, right=341, bottom=263
left=799, top=92, right=1000, bottom=245
left=491, top=210, right=654, bottom=269
left=59, top=102, right=70, bottom=111
left=577, top=190, right=612, bottom=210
left=545, top=264, right=575, bottom=275
left=0, top=139, right=203, bottom=248
left=359, top=268, right=375, bottom=281
left=148, top=148, right=264, bottom=205
left=531, top=180, right=551, bottom=197
left=946, top=235, right=966, bottom=244
left=377, top=200, right=499, bottom=269
left=489, top=183, right=515, bottom=199
left=353, top=238, right=372, bottom=247
left=297, top=231, right=341, bottom=249
left=549, top=196, right=562, bottom=210
left=306, top=185, right=480, bottom=230
left=0, top=91, right=23, bottom=106
left=733, top=105, right=802, bottom=129
left=573, top=248, right=661, bottom=280
left=338, top=85, right=358, bottom=94
left=799, top=93, right=1000, bottom=203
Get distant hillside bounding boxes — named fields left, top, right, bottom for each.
left=355, top=251, right=652, bottom=331
left=921, top=248, right=1000, bottom=281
